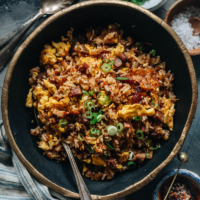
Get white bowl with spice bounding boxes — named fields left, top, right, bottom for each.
left=165, top=0, right=200, bottom=56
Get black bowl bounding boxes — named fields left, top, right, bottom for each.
left=2, top=1, right=198, bottom=199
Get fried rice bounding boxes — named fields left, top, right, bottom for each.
left=26, top=23, right=177, bottom=181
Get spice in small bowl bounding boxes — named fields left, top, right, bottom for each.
left=153, top=169, right=200, bottom=200
left=171, top=6, right=200, bottom=51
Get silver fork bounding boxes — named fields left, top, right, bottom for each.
left=0, top=0, right=74, bottom=71
left=33, top=108, right=93, bottom=200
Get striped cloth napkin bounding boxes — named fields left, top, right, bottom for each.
left=0, top=122, right=125, bottom=200
left=0, top=122, right=71, bottom=200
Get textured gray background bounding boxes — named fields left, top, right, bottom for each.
left=0, top=0, right=200, bottom=199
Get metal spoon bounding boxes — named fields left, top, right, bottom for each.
left=0, top=0, right=74, bottom=71
left=188, top=17, right=200, bottom=36
left=33, top=108, right=92, bottom=200
left=164, top=152, right=189, bottom=200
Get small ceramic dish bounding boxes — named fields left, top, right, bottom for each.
left=141, top=0, right=168, bottom=11
left=165, top=0, right=200, bottom=56
left=153, top=169, right=200, bottom=200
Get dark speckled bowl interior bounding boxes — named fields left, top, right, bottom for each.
left=2, top=1, right=197, bottom=199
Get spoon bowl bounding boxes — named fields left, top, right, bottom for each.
left=41, top=0, right=74, bottom=14
left=165, top=0, right=200, bottom=56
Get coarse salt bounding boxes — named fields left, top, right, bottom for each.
left=171, top=6, right=200, bottom=50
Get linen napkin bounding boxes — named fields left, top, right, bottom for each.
left=0, top=122, right=125, bottom=200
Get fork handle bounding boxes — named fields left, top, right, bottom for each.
left=62, top=143, right=93, bottom=200
left=0, top=9, right=43, bottom=71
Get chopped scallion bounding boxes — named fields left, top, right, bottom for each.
left=116, top=77, right=129, bottom=81
left=115, top=123, right=124, bottom=132
left=84, top=111, right=93, bottom=119
left=107, top=126, right=117, bottom=136
left=127, top=162, right=136, bottom=169
left=97, top=93, right=108, bottom=103
left=82, top=90, right=90, bottom=96
left=78, top=133, right=85, bottom=141
left=151, top=49, right=156, bottom=57
left=135, top=42, right=145, bottom=50
left=90, top=113, right=98, bottom=124
left=105, top=141, right=115, bottom=149
left=136, top=130, right=144, bottom=139
left=97, top=114, right=104, bottom=122
left=59, top=119, right=68, bottom=127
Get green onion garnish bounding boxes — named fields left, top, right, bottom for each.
left=87, top=101, right=95, bottom=110
left=122, top=148, right=125, bottom=152
left=135, top=42, right=145, bottom=50
left=106, top=125, right=111, bottom=131
left=88, top=145, right=95, bottom=153
left=116, top=77, right=129, bottom=80
left=97, top=114, right=104, bottom=122
left=97, top=93, right=108, bottom=103
left=105, top=141, right=115, bottom=149
left=84, top=100, right=92, bottom=108
left=152, top=99, right=155, bottom=106
left=102, top=59, right=110, bottom=63
left=80, top=95, right=82, bottom=100
left=90, top=128, right=97, bottom=134
left=78, top=133, right=85, bottom=141
left=127, top=162, right=136, bottom=169
left=59, top=119, right=68, bottom=127
left=82, top=90, right=90, bottom=96
left=101, top=63, right=112, bottom=72
left=101, top=87, right=105, bottom=90
left=96, top=130, right=101, bottom=134
left=134, top=116, right=142, bottom=121
left=90, top=113, right=98, bottom=124
left=104, top=99, right=112, bottom=106
left=107, top=126, right=117, bottom=136
left=90, top=128, right=98, bottom=137
left=136, top=130, right=144, bottom=139
left=151, top=144, right=159, bottom=150
left=93, top=42, right=96, bottom=45
left=115, top=123, right=124, bottom=133
left=84, top=111, right=93, bottom=119
left=145, top=148, right=149, bottom=159
left=89, top=91, right=95, bottom=95
left=151, top=49, right=156, bottom=57
left=98, top=109, right=102, bottom=115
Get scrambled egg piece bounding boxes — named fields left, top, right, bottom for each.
left=26, top=88, right=33, bottom=108
left=116, top=164, right=123, bottom=169
left=46, top=96, right=69, bottom=111
left=50, top=123, right=68, bottom=133
left=163, top=99, right=175, bottom=131
left=43, top=79, right=57, bottom=94
left=92, top=157, right=106, bottom=167
left=82, top=164, right=88, bottom=175
left=119, top=152, right=129, bottom=163
left=38, top=141, right=49, bottom=151
left=111, top=43, right=125, bottom=56
left=85, top=44, right=94, bottom=55
left=117, top=104, right=155, bottom=120
left=80, top=57, right=102, bottom=68
left=40, top=47, right=57, bottom=65
left=83, top=158, right=91, bottom=164
left=52, top=41, right=71, bottom=57
left=38, top=134, right=59, bottom=151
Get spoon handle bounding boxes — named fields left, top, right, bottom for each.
left=62, top=143, right=93, bottom=200
left=0, top=9, right=43, bottom=71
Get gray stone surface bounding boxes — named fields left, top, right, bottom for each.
left=0, top=0, right=200, bottom=199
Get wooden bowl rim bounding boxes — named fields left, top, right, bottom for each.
left=1, top=1, right=198, bottom=199
left=164, top=0, right=200, bottom=56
